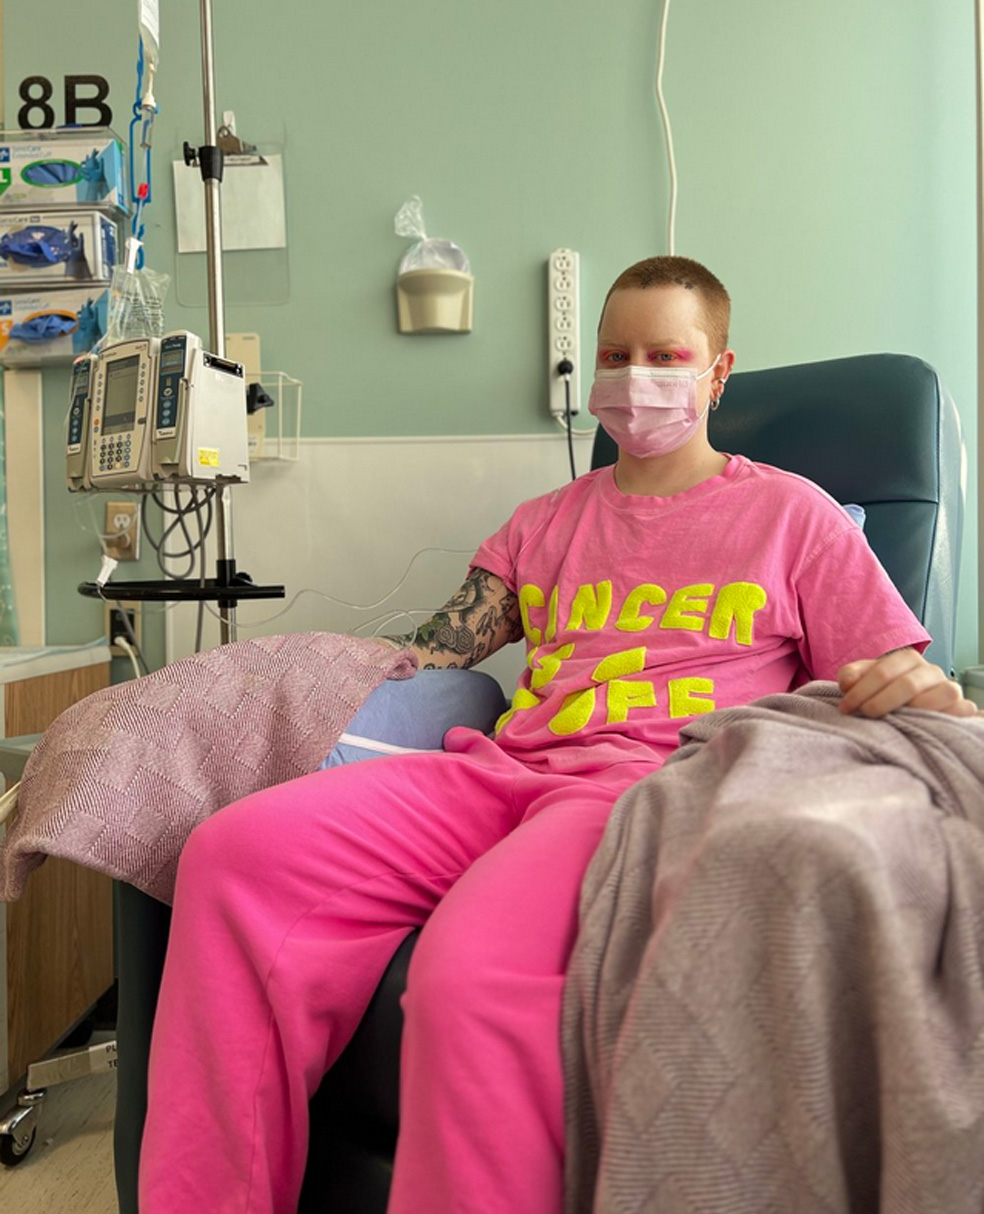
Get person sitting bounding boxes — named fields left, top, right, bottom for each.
left=138, top=255, right=977, bottom=1214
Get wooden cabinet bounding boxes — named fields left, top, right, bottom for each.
left=0, top=649, right=112, bottom=1093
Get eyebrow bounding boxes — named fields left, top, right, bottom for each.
left=597, top=338, right=695, bottom=352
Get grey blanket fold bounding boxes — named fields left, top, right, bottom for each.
left=563, top=682, right=984, bottom=1214
left=0, top=632, right=416, bottom=904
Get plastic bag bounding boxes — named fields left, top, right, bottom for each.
left=101, top=263, right=170, bottom=347
left=395, top=195, right=470, bottom=275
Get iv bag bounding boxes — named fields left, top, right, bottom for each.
left=102, top=263, right=170, bottom=347
left=139, top=0, right=160, bottom=70
left=138, top=0, right=160, bottom=113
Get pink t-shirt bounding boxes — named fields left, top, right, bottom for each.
left=471, top=455, right=930, bottom=775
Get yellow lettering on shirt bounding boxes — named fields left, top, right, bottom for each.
left=495, top=686, right=541, bottom=734
left=545, top=584, right=560, bottom=643
left=660, top=584, right=714, bottom=631
left=566, top=581, right=613, bottom=631
left=529, top=643, right=575, bottom=691
left=548, top=646, right=649, bottom=735
left=518, top=584, right=545, bottom=646
left=606, top=680, right=657, bottom=724
left=592, top=647, right=647, bottom=682
left=548, top=688, right=596, bottom=736
left=592, top=648, right=654, bottom=725
left=708, top=582, right=768, bottom=646
left=668, top=677, right=716, bottom=718
left=509, top=574, right=765, bottom=739
left=615, top=584, right=667, bottom=632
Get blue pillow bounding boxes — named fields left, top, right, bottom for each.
left=321, top=667, right=508, bottom=768
left=844, top=503, right=866, bottom=528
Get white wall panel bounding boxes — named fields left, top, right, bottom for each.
left=166, top=432, right=596, bottom=693
left=4, top=369, right=45, bottom=645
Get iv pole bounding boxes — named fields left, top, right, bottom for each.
left=77, top=2, right=284, bottom=640
left=198, top=0, right=235, bottom=644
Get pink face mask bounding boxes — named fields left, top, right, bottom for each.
left=588, top=358, right=719, bottom=458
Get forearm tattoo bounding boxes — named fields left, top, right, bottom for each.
left=385, top=569, right=523, bottom=669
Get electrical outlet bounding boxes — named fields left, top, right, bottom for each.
left=547, top=248, right=580, bottom=417
left=105, top=601, right=143, bottom=658
left=104, top=500, right=141, bottom=561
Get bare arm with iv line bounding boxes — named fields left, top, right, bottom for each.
left=376, top=568, right=524, bottom=670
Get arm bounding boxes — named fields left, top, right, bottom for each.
left=837, top=648, right=980, bottom=718
left=377, top=567, right=524, bottom=670
left=789, top=519, right=973, bottom=718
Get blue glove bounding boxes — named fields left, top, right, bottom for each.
left=21, top=158, right=82, bottom=187
left=0, top=222, right=79, bottom=266
left=10, top=312, right=77, bottom=343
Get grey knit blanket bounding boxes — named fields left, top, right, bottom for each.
left=563, top=682, right=984, bottom=1214
left=0, top=632, right=415, bottom=904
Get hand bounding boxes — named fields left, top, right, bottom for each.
left=837, top=648, right=980, bottom=718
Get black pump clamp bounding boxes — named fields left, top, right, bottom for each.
left=183, top=140, right=224, bottom=184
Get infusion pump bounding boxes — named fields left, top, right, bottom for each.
left=66, top=331, right=250, bottom=492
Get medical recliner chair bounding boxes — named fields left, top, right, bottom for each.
left=112, top=352, right=963, bottom=1214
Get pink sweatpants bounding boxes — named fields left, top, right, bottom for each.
left=138, top=727, right=653, bottom=1214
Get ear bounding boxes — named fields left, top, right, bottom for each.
left=714, top=349, right=736, bottom=382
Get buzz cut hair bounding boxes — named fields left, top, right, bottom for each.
left=600, top=255, right=731, bottom=353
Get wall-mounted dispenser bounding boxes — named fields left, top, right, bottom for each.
left=394, top=196, right=473, bottom=334
left=397, top=267, right=473, bottom=334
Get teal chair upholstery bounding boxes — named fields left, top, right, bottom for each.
left=113, top=353, right=964, bottom=1213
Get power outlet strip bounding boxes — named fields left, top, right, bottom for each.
left=548, top=248, right=580, bottom=417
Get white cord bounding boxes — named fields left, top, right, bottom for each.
left=0, top=781, right=20, bottom=826
left=200, top=598, right=439, bottom=644
left=75, top=495, right=177, bottom=613
left=554, top=414, right=596, bottom=438
left=362, top=608, right=435, bottom=638
left=74, top=494, right=120, bottom=555
left=95, top=554, right=119, bottom=588
left=97, top=585, right=151, bottom=671
left=199, top=588, right=345, bottom=630
left=115, top=635, right=143, bottom=680
left=654, top=0, right=678, bottom=255
left=197, top=546, right=478, bottom=631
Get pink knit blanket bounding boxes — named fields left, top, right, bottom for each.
left=0, top=632, right=416, bottom=904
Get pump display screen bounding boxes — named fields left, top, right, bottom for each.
left=102, top=356, right=141, bottom=433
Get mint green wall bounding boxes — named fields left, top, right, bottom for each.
left=4, top=0, right=979, bottom=670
